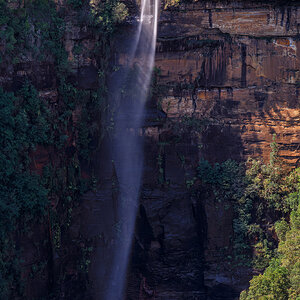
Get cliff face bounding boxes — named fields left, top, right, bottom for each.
left=156, top=1, right=300, bottom=166
left=124, top=1, right=300, bottom=299
left=0, top=2, right=109, bottom=299
left=1, top=1, right=299, bottom=299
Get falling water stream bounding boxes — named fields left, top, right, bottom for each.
left=104, top=0, right=158, bottom=299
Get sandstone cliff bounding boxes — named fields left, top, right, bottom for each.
left=0, top=1, right=299, bottom=299
left=125, top=1, right=300, bottom=298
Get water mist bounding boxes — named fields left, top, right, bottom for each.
left=104, top=0, right=158, bottom=299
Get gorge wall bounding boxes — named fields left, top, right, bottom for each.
left=0, top=1, right=299, bottom=299
left=156, top=0, right=300, bottom=166
left=124, top=1, right=300, bottom=299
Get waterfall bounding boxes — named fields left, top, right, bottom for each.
left=104, top=0, right=158, bottom=299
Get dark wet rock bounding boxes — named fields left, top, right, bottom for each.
left=208, top=283, right=239, bottom=300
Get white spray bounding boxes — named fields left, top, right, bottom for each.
left=104, top=0, right=158, bottom=299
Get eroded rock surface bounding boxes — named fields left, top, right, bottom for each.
left=125, top=1, right=300, bottom=299
left=1, top=1, right=299, bottom=299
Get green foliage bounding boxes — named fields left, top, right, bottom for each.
left=112, top=2, right=128, bottom=23
left=197, top=138, right=300, bottom=275
left=164, top=0, right=181, bottom=9
left=0, top=0, right=120, bottom=296
left=0, top=0, right=66, bottom=66
left=90, top=0, right=128, bottom=33
left=78, top=245, right=93, bottom=273
left=239, top=142, right=300, bottom=299
left=197, top=158, right=253, bottom=264
left=245, top=137, right=286, bottom=213
left=198, top=159, right=244, bottom=202
left=0, top=86, right=50, bottom=297
left=275, top=219, right=290, bottom=242
left=241, top=204, right=300, bottom=299
left=233, top=138, right=297, bottom=269
left=277, top=205, right=300, bottom=297
left=284, top=168, right=300, bottom=212
left=0, top=2, right=27, bottom=61
left=246, top=259, right=290, bottom=300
